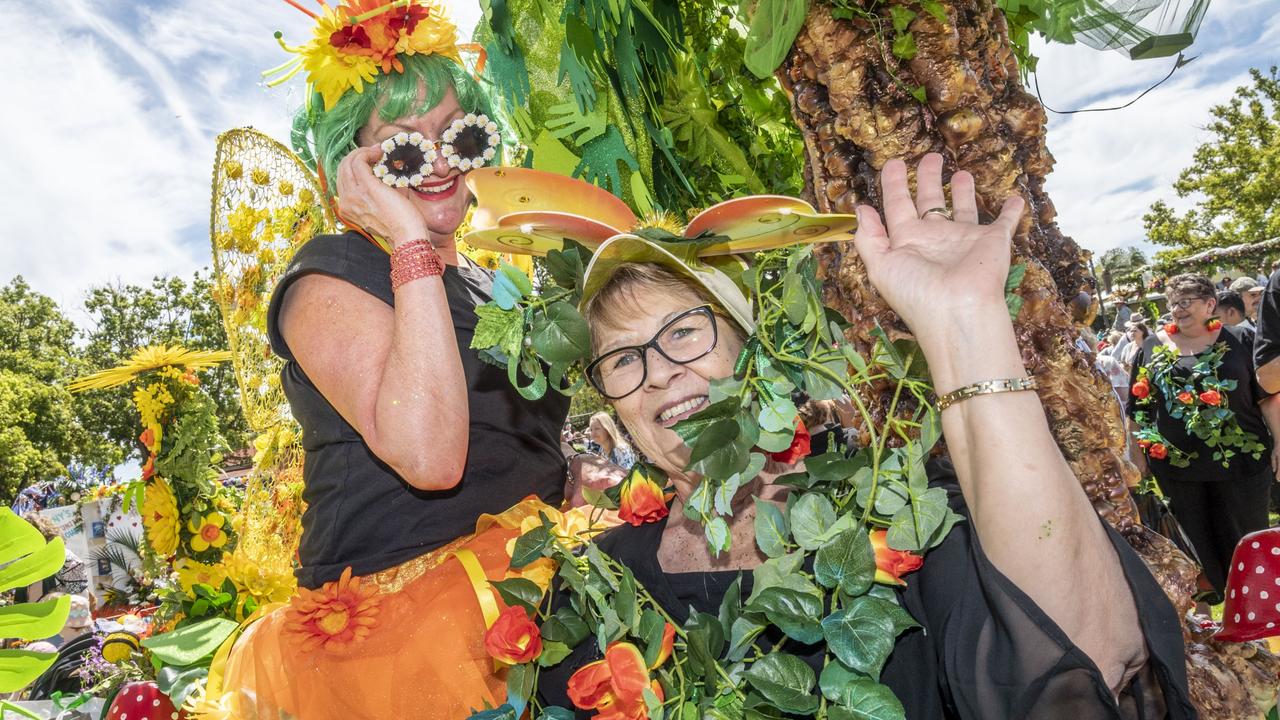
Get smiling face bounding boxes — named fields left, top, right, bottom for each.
left=590, top=282, right=745, bottom=484
left=356, top=85, right=473, bottom=242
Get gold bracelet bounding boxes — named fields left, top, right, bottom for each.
left=937, top=376, right=1038, bottom=411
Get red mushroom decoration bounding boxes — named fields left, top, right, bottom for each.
left=1217, top=527, right=1280, bottom=643
left=106, top=681, right=183, bottom=720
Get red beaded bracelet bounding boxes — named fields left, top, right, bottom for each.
left=390, top=240, right=445, bottom=291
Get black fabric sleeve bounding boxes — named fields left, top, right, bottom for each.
left=1254, top=269, right=1280, bottom=368
left=913, top=464, right=1197, bottom=719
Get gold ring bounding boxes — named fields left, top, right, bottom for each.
left=921, top=207, right=952, bottom=221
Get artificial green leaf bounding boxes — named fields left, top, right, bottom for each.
left=581, top=485, right=618, bottom=510
left=743, top=0, right=808, bottom=79
left=0, top=536, right=65, bottom=594
left=508, top=352, right=548, bottom=401
left=726, top=614, right=767, bottom=661
left=819, top=660, right=861, bottom=702
left=469, top=704, right=519, bottom=720
left=921, top=0, right=949, bottom=23
left=748, top=587, right=823, bottom=644
left=507, top=661, right=535, bottom=703
left=781, top=271, right=808, bottom=326
left=673, top=396, right=742, bottom=445
left=531, top=302, right=591, bottom=363
left=0, top=649, right=58, bottom=693
left=886, top=486, right=951, bottom=552
left=639, top=609, right=668, bottom=667
left=141, top=617, right=239, bottom=667
left=156, top=665, right=209, bottom=708
left=790, top=494, right=838, bottom=550
left=705, top=516, right=732, bottom=554
left=492, top=262, right=531, bottom=310
left=542, top=608, right=591, bottom=646
left=827, top=678, right=906, bottom=720
left=616, top=567, right=639, bottom=630
left=686, top=418, right=750, bottom=479
left=806, top=452, right=860, bottom=484
left=510, top=526, right=552, bottom=568
left=821, top=596, right=899, bottom=678
left=753, top=498, right=790, bottom=558
left=814, top=527, right=876, bottom=596
left=758, top=396, right=799, bottom=434
left=719, top=575, right=743, bottom=631
left=491, top=578, right=544, bottom=613
left=757, top=426, right=798, bottom=453
left=0, top=597, right=69, bottom=641
left=537, top=641, right=573, bottom=667
left=684, top=612, right=726, bottom=686
left=536, top=709, right=575, bottom=720
left=472, top=303, right=524, bottom=360
left=742, top=653, right=819, bottom=714
left=685, top=480, right=713, bottom=522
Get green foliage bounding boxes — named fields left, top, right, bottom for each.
left=1145, top=67, right=1280, bottom=261
left=0, top=508, right=71, bottom=692
left=140, top=617, right=239, bottom=667
left=78, top=272, right=250, bottom=462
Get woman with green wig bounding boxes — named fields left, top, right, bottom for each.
left=216, top=3, right=613, bottom=716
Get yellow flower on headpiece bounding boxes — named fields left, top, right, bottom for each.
left=188, top=512, right=229, bottom=552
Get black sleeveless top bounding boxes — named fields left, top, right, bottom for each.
left=266, top=232, right=569, bottom=588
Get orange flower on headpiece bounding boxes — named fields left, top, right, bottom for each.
left=286, top=567, right=382, bottom=652
left=618, top=465, right=669, bottom=527
left=273, top=0, right=462, bottom=111
left=870, top=529, right=924, bottom=586
left=567, top=641, right=664, bottom=719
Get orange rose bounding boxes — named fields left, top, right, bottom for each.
left=767, top=421, right=811, bottom=465
left=1137, top=439, right=1152, bottom=449
left=1199, top=390, right=1222, bottom=406
left=141, top=455, right=155, bottom=481
left=619, top=466, right=669, bottom=527
left=1131, top=380, right=1150, bottom=400
left=567, top=642, right=662, bottom=719
left=1149, top=443, right=1168, bottom=460
left=1177, top=391, right=1194, bottom=405
left=649, top=623, right=675, bottom=669
left=483, top=605, right=542, bottom=665
left=869, top=529, right=923, bottom=586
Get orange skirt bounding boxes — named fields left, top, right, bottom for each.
left=216, top=498, right=566, bottom=720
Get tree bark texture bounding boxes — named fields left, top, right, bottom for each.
left=777, top=3, right=1280, bottom=715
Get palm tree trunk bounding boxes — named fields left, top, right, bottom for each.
left=777, top=2, right=1280, bottom=715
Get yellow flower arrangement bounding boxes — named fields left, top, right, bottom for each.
left=250, top=168, right=271, bottom=186
left=68, top=345, right=232, bottom=392
left=221, top=161, right=243, bottom=180
left=226, top=203, right=270, bottom=254
left=142, top=478, right=181, bottom=557
left=188, top=512, right=230, bottom=552
left=176, top=559, right=229, bottom=596
left=222, top=546, right=296, bottom=605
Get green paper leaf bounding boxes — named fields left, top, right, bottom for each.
left=748, top=587, right=823, bottom=644
left=141, top=617, right=239, bottom=667
left=537, top=640, right=573, bottom=667
left=814, top=527, right=876, bottom=596
left=758, top=396, right=799, bottom=434
left=743, top=0, right=809, bottom=79
left=742, top=653, right=819, bottom=714
left=0, top=596, right=69, bottom=641
left=542, top=608, right=591, bottom=646
left=530, top=301, right=591, bottom=363
left=821, top=596, right=911, bottom=678
left=0, top=536, right=65, bottom=594
left=472, top=303, right=524, bottom=360
left=0, top=649, right=59, bottom=693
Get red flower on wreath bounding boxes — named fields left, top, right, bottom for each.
left=1206, top=318, right=1223, bottom=331
left=1164, top=322, right=1179, bottom=335
left=1149, top=443, right=1169, bottom=460
left=1137, top=439, right=1153, bottom=449
left=870, top=529, right=924, bottom=586
left=141, top=455, right=155, bottom=481
left=483, top=605, right=542, bottom=665
left=567, top=641, right=664, bottom=719
left=768, top=421, right=811, bottom=465
left=1199, top=390, right=1223, bottom=406
left=1177, top=391, right=1195, bottom=405
left=1131, top=380, right=1150, bottom=400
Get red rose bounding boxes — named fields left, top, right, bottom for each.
left=483, top=605, right=542, bottom=665
left=1149, top=443, right=1168, bottom=460
left=1131, top=381, right=1150, bottom=400
left=618, top=465, right=669, bottom=527
left=1199, top=390, right=1222, bottom=406
left=1137, top=439, right=1152, bottom=449
left=1164, top=322, right=1179, bottom=335
left=1177, top=391, right=1194, bottom=405
left=1206, top=318, right=1222, bottom=331
left=869, top=529, right=924, bottom=586
left=768, top=420, right=811, bottom=465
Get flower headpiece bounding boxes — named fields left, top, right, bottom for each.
left=268, top=0, right=468, bottom=110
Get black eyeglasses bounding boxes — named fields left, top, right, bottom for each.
left=1169, top=297, right=1209, bottom=310
left=586, top=305, right=719, bottom=400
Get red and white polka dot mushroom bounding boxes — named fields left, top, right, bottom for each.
left=105, top=681, right=184, bottom=720
left=1218, top=527, right=1280, bottom=646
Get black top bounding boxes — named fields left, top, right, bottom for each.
left=1253, top=268, right=1280, bottom=368
left=540, top=461, right=1196, bottom=720
left=266, top=232, right=569, bottom=588
left=1126, top=325, right=1271, bottom=483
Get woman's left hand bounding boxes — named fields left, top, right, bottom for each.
left=852, top=153, right=1025, bottom=340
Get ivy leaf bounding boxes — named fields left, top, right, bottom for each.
left=821, top=596, right=897, bottom=678
left=490, top=578, right=544, bottom=614
left=509, top=525, right=552, bottom=568
left=742, top=653, right=819, bottom=715
left=472, top=303, right=524, bottom=360
left=818, top=660, right=861, bottom=702
left=749, top=551, right=805, bottom=602
left=790, top=494, right=838, bottom=550
left=747, top=587, right=823, bottom=644
left=753, top=498, right=790, bottom=558
left=920, top=0, right=949, bottom=24
left=814, top=527, right=876, bottom=596
left=889, top=5, right=918, bottom=32
left=530, top=301, right=591, bottom=363
left=827, top=678, right=906, bottom=720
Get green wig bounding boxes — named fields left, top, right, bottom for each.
left=291, top=53, right=500, bottom=197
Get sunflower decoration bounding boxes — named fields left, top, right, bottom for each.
left=141, top=478, right=181, bottom=557
left=68, top=346, right=232, bottom=392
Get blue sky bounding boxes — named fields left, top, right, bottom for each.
left=2, top=0, right=1277, bottom=319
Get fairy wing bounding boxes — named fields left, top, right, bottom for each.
left=684, top=195, right=858, bottom=256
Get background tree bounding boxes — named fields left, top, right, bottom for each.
left=1144, top=67, right=1280, bottom=260
left=1098, top=246, right=1148, bottom=291
left=0, top=278, right=117, bottom=503
left=77, top=273, right=249, bottom=462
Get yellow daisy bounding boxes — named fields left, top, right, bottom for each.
left=142, top=479, right=180, bottom=557
left=188, top=512, right=229, bottom=552
left=69, top=345, right=232, bottom=392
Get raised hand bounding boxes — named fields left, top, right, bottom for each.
left=852, top=153, right=1024, bottom=340
left=334, top=144, right=429, bottom=249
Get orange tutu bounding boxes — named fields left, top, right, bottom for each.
left=216, top=498, right=566, bottom=720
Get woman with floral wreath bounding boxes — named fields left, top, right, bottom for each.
left=1127, top=272, right=1280, bottom=601
left=216, top=2, right=615, bottom=716
left=535, top=155, right=1194, bottom=718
